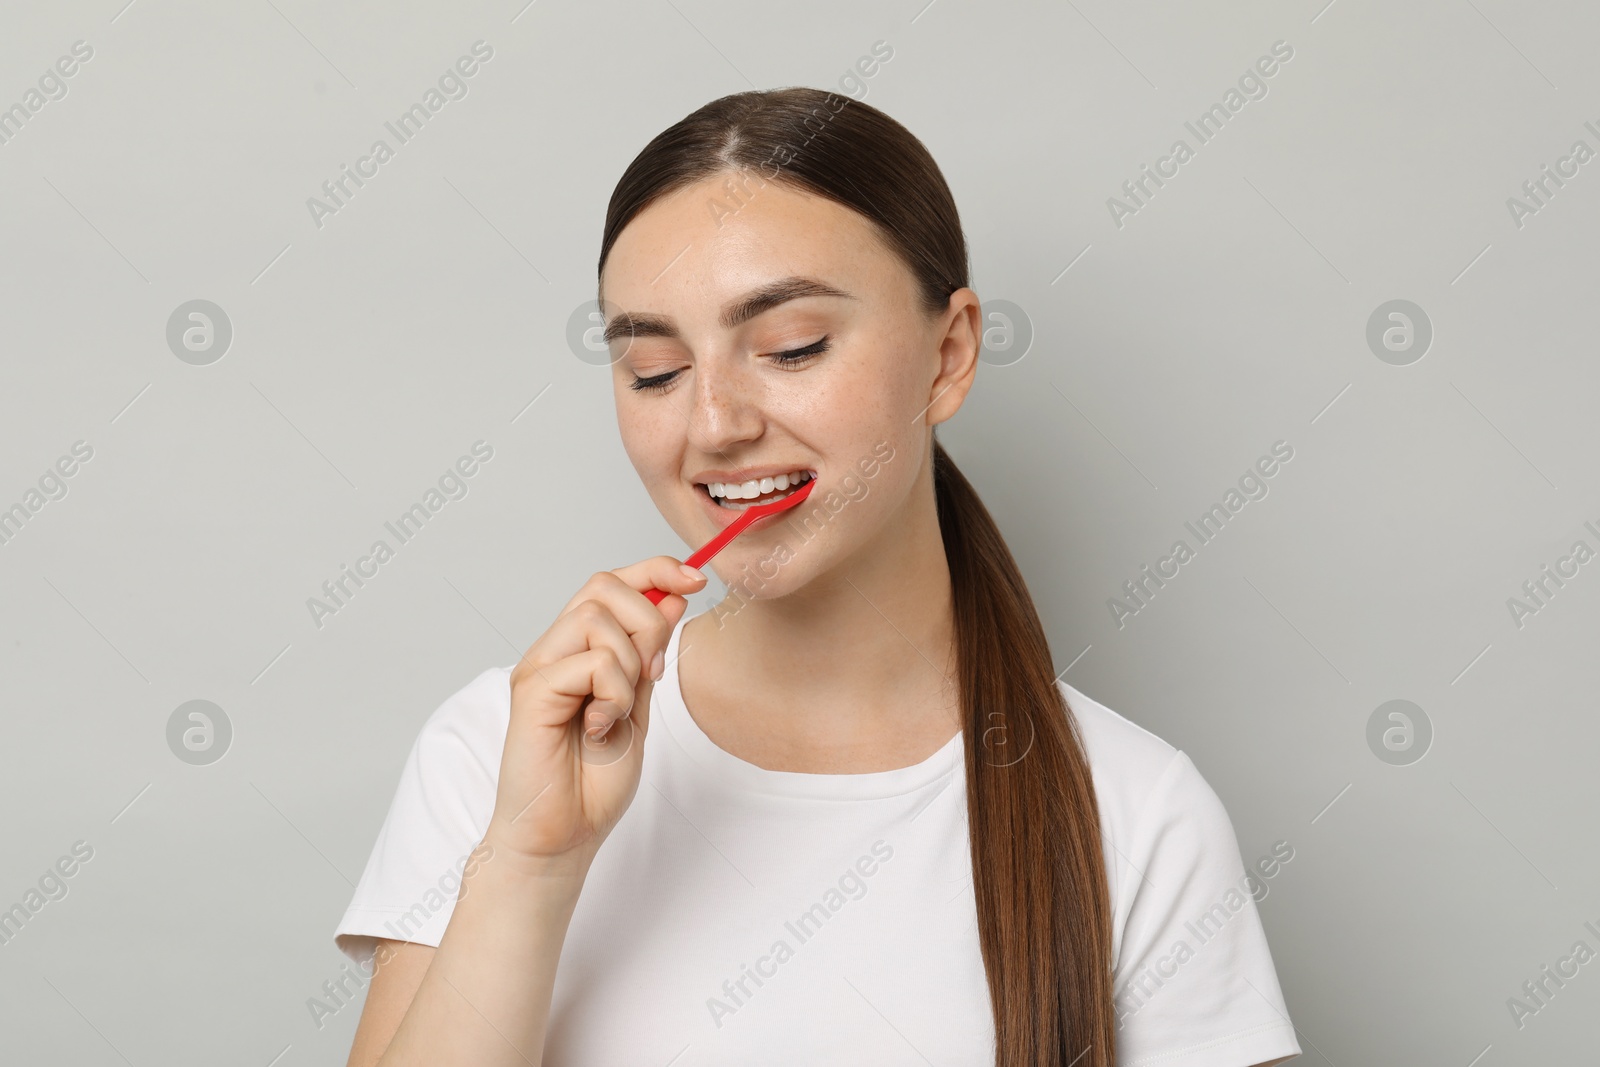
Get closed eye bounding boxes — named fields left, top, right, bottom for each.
left=769, top=335, right=831, bottom=365
left=629, top=335, right=832, bottom=394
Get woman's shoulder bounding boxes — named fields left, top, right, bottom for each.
left=1055, top=678, right=1258, bottom=900
left=1055, top=678, right=1185, bottom=804
left=1055, top=681, right=1301, bottom=1060
left=407, top=663, right=515, bottom=774
left=1054, top=679, right=1241, bottom=862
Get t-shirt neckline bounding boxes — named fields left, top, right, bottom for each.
left=654, top=608, right=963, bottom=800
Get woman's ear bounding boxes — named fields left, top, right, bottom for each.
left=926, top=287, right=983, bottom=429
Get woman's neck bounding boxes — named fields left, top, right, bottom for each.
left=677, top=488, right=961, bottom=774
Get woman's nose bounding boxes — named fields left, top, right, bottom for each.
left=686, top=362, right=765, bottom=451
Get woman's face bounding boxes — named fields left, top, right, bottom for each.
left=599, top=170, right=977, bottom=598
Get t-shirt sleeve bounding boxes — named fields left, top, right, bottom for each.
left=1110, top=749, right=1302, bottom=1067
left=332, top=666, right=508, bottom=971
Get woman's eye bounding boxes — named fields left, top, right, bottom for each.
left=629, top=370, right=677, bottom=394
left=627, top=335, right=831, bottom=394
left=770, top=335, right=831, bottom=366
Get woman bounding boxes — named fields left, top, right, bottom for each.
left=334, top=87, right=1301, bottom=1067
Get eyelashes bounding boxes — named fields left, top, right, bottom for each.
left=768, top=335, right=832, bottom=366
left=628, top=335, right=832, bottom=394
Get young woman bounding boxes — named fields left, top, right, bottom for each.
left=334, top=88, right=1301, bottom=1067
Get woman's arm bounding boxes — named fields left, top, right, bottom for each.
left=344, top=940, right=430, bottom=1067
left=343, top=558, right=703, bottom=1065
left=346, top=842, right=593, bottom=1067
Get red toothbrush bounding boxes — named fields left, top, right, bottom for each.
left=644, top=478, right=817, bottom=605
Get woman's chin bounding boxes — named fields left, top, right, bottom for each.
left=703, top=546, right=814, bottom=604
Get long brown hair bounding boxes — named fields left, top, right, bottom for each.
left=597, top=87, right=1115, bottom=1066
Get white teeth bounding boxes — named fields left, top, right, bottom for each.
left=705, top=469, right=813, bottom=504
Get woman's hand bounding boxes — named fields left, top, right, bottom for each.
left=484, top=556, right=706, bottom=867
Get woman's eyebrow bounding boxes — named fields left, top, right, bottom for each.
left=602, top=275, right=853, bottom=344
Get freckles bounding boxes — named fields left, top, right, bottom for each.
left=851, top=337, right=923, bottom=409
left=619, top=410, right=676, bottom=469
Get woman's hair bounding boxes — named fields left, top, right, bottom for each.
left=597, top=87, right=1115, bottom=1065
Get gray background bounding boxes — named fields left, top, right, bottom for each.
left=1, top=0, right=1596, bottom=1063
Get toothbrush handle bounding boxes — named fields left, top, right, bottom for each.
left=642, top=532, right=732, bottom=606
left=639, top=479, right=814, bottom=606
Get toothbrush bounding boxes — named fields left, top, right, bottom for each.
left=644, top=478, right=817, bottom=605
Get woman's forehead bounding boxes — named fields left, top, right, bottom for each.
left=600, top=180, right=901, bottom=313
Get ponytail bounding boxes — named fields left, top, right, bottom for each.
left=935, top=439, right=1116, bottom=1065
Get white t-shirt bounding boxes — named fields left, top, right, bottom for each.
left=335, top=608, right=1302, bottom=1066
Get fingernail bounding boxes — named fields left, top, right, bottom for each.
left=680, top=564, right=705, bottom=582
left=586, top=709, right=607, bottom=732
left=650, top=649, right=665, bottom=681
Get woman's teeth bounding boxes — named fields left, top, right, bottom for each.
left=706, top=469, right=814, bottom=510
